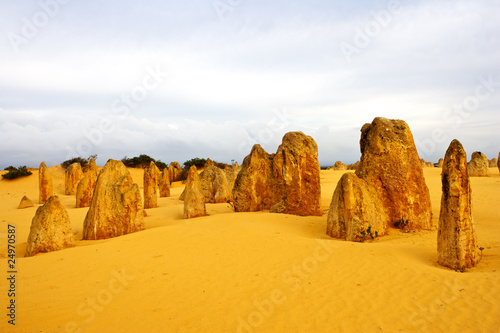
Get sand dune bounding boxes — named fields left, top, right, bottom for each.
left=1, top=167, right=499, bottom=332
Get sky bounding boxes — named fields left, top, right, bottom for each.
left=1, top=0, right=499, bottom=169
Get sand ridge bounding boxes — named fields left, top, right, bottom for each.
left=1, top=166, right=499, bottom=332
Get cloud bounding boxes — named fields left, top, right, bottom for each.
left=0, top=0, right=499, bottom=169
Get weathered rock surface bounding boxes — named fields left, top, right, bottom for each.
left=18, top=196, right=34, bottom=209
left=25, top=196, right=75, bottom=257
left=331, top=161, right=347, bottom=171
left=355, top=117, right=432, bottom=230
left=327, top=173, right=388, bottom=241
left=205, top=158, right=214, bottom=168
left=498, top=153, right=500, bottom=174
left=39, top=161, right=53, bottom=204
left=467, top=152, right=490, bottom=177
left=233, top=132, right=322, bottom=216
left=420, top=158, right=435, bottom=168
left=201, top=166, right=233, bottom=203
left=180, top=165, right=234, bottom=203
left=270, top=132, right=322, bottom=216
left=76, top=163, right=99, bottom=208
left=437, top=139, right=480, bottom=270
left=347, top=161, right=360, bottom=171
left=168, top=162, right=183, bottom=183
left=144, top=162, right=160, bottom=209
left=488, top=158, right=497, bottom=168
left=82, top=159, right=145, bottom=240
left=183, top=166, right=206, bottom=219
left=159, top=169, right=170, bottom=197
left=437, top=158, right=444, bottom=168
left=232, top=144, right=274, bottom=212
left=65, top=163, right=84, bottom=195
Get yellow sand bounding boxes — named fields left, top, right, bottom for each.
left=1, top=166, right=499, bottom=333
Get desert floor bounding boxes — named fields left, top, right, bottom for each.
left=1, top=166, right=499, bottom=333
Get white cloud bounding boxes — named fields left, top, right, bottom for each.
left=1, top=0, right=499, bottom=169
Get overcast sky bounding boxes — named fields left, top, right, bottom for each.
left=1, top=0, right=499, bottom=169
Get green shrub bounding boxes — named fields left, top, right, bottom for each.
left=62, top=154, right=97, bottom=170
left=356, top=226, right=378, bottom=242
left=394, top=218, right=410, bottom=232
left=2, top=166, right=33, bottom=179
left=155, top=160, right=168, bottom=171
left=121, top=154, right=155, bottom=168
left=121, top=154, right=168, bottom=170
left=182, top=158, right=207, bottom=169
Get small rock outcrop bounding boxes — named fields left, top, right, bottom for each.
left=327, top=173, right=388, bottom=241
left=347, top=161, right=360, bottom=171
left=159, top=169, right=170, bottom=197
left=331, top=161, right=347, bottom=171
left=437, top=139, right=480, bottom=270
left=144, top=162, right=160, bottom=209
left=420, top=159, right=435, bottom=168
left=183, top=166, right=206, bottom=219
left=355, top=117, right=432, bottom=230
left=76, top=163, right=99, bottom=208
left=232, top=132, right=321, bottom=216
left=18, top=196, right=34, bottom=209
left=65, top=163, right=84, bottom=195
left=205, top=158, right=214, bottom=168
left=82, top=159, right=145, bottom=240
left=467, top=152, right=490, bottom=177
left=437, top=158, right=444, bottom=168
left=488, top=158, right=497, bottom=168
left=25, top=196, right=75, bottom=257
left=168, top=162, right=183, bottom=183
left=39, top=161, right=53, bottom=204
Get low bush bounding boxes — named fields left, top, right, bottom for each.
left=121, top=154, right=168, bottom=170
left=2, top=166, right=32, bottom=180
left=62, top=154, right=97, bottom=171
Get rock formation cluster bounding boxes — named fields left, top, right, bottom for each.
left=232, top=131, right=322, bottom=216
left=327, top=117, right=433, bottom=241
